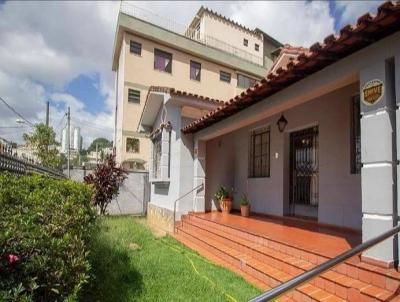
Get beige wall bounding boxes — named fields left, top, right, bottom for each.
left=202, top=13, right=263, bottom=65
left=116, top=31, right=260, bottom=168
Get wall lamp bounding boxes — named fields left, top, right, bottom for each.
left=277, top=114, right=288, bottom=133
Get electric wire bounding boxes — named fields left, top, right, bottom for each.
left=0, top=96, right=34, bottom=126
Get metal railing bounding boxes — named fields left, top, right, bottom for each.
left=173, top=183, right=204, bottom=232
left=0, top=151, right=65, bottom=179
left=119, top=2, right=263, bottom=66
left=249, top=224, right=400, bottom=302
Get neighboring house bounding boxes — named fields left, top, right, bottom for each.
left=111, top=2, right=282, bottom=171
left=141, top=0, right=400, bottom=273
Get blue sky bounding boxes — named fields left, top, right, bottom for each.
left=0, top=1, right=383, bottom=146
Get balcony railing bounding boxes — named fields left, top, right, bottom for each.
left=120, top=2, right=264, bottom=66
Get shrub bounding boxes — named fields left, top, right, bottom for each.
left=0, top=173, right=96, bottom=301
left=84, top=154, right=127, bottom=215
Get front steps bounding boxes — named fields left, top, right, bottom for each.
left=173, top=213, right=400, bottom=302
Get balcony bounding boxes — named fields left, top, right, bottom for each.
left=120, top=2, right=264, bottom=66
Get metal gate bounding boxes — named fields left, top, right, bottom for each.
left=289, top=126, right=319, bottom=214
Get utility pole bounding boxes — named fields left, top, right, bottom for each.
left=45, top=101, right=49, bottom=126
left=67, top=107, right=71, bottom=178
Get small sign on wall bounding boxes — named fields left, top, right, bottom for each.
left=361, top=79, right=384, bottom=106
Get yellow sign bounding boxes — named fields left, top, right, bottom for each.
left=362, top=79, right=384, bottom=106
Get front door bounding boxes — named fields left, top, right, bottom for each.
left=289, top=126, right=319, bottom=218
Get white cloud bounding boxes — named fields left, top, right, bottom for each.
left=335, top=1, right=383, bottom=26
left=0, top=0, right=385, bottom=147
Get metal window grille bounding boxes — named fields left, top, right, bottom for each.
left=237, top=73, right=256, bottom=89
left=249, top=126, right=270, bottom=178
left=128, top=89, right=140, bottom=103
left=152, top=134, right=162, bottom=179
left=220, top=71, right=231, bottom=83
left=351, top=95, right=361, bottom=174
left=130, top=41, right=142, bottom=55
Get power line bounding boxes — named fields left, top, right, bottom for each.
left=0, top=96, right=34, bottom=126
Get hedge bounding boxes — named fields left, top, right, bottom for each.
left=0, top=173, right=96, bottom=301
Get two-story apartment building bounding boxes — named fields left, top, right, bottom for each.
left=111, top=3, right=281, bottom=171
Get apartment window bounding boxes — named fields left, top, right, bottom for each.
left=350, top=95, right=361, bottom=174
left=154, top=48, right=172, bottom=73
left=220, top=71, right=231, bottom=83
left=130, top=41, right=142, bottom=55
left=126, top=137, right=140, bottom=153
left=152, top=134, right=162, bottom=179
left=237, top=74, right=257, bottom=89
left=128, top=89, right=140, bottom=103
left=243, top=38, right=248, bottom=47
left=190, top=60, right=201, bottom=81
left=249, top=127, right=270, bottom=178
left=255, top=43, right=259, bottom=52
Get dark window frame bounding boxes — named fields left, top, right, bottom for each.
left=190, top=60, right=201, bottom=81
left=130, top=41, right=142, bottom=55
left=220, top=71, right=231, bottom=83
left=154, top=48, right=172, bottom=73
left=237, top=73, right=256, bottom=89
left=128, top=89, right=140, bottom=104
left=255, top=43, right=259, bottom=51
left=126, top=137, right=140, bottom=153
left=350, top=94, right=362, bottom=174
left=248, top=126, right=271, bottom=178
left=243, top=38, right=248, bottom=47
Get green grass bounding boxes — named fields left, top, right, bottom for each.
left=80, top=216, right=261, bottom=302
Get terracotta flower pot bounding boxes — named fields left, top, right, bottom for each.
left=240, top=205, right=250, bottom=217
left=220, top=198, right=233, bottom=214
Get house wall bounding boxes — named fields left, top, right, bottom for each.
left=116, top=31, right=261, bottom=169
left=205, top=83, right=362, bottom=230
left=148, top=103, right=196, bottom=231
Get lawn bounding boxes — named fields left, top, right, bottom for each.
left=80, top=216, right=261, bottom=302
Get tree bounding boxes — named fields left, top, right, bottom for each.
left=87, top=138, right=112, bottom=153
left=23, top=123, right=61, bottom=169
left=84, top=154, right=127, bottom=214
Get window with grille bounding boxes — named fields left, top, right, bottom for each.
left=126, top=138, right=139, bottom=153
left=249, top=126, right=270, bottom=178
left=154, top=48, right=172, bottom=73
left=190, top=60, right=201, bottom=81
left=243, top=39, right=248, bottom=47
left=237, top=74, right=257, bottom=89
left=220, top=71, right=231, bottom=83
left=130, top=41, right=142, bottom=55
left=128, top=89, right=140, bottom=103
left=255, top=43, right=259, bottom=51
left=152, top=134, right=162, bottom=179
left=350, top=95, right=361, bottom=174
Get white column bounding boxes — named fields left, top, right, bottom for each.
left=193, top=138, right=206, bottom=212
left=361, top=59, right=398, bottom=266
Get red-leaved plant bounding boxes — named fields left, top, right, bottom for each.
left=84, top=154, right=127, bottom=214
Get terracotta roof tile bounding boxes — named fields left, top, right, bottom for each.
left=182, top=1, right=400, bottom=134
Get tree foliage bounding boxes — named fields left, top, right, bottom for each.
left=84, top=154, right=127, bottom=215
left=23, top=123, right=61, bottom=169
left=87, top=138, right=112, bottom=153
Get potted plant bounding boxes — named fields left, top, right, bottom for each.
left=215, top=186, right=233, bottom=214
left=240, top=194, right=250, bottom=217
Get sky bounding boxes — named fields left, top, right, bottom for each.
left=0, top=0, right=383, bottom=148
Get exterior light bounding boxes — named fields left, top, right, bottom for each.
left=277, top=114, right=288, bottom=133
